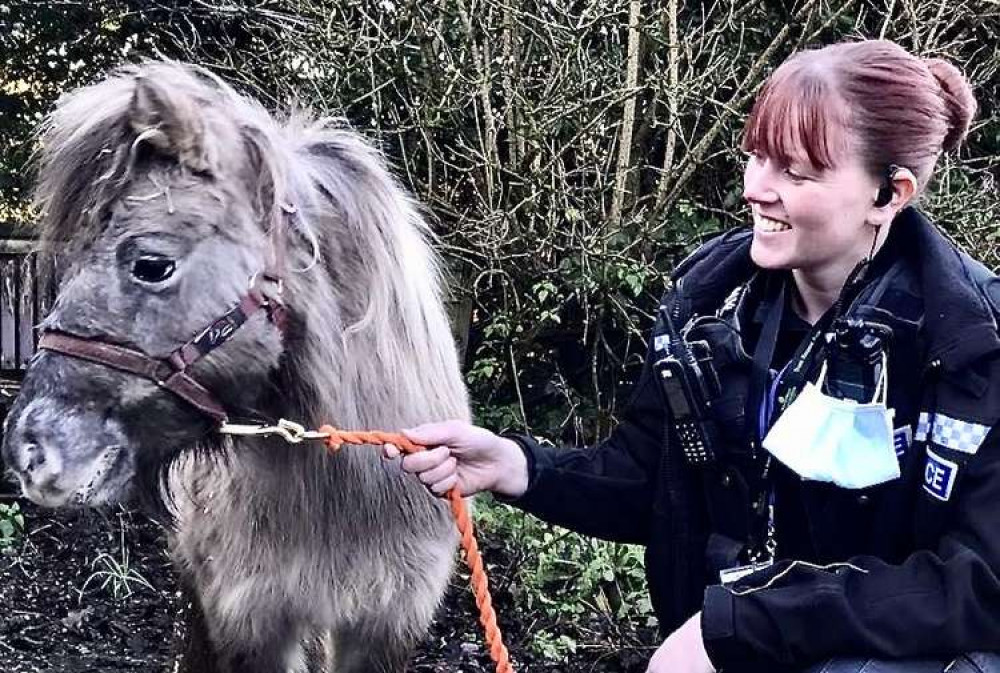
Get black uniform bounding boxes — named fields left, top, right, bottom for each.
left=508, top=207, right=1000, bottom=671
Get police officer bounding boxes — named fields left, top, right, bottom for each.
left=383, top=40, right=1000, bottom=672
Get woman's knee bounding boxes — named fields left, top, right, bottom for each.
left=799, top=654, right=1000, bottom=673
left=800, top=657, right=868, bottom=673
left=801, top=658, right=945, bottom=673
left=947, top=652, right=1000, bottom=673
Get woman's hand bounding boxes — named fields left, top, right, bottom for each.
left=382, top=420, right=530, bottom=498
left=646, top=612, right=716, bottom=673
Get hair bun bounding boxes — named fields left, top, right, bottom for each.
left=925, top=58, right=977, bottom=151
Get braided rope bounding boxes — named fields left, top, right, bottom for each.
left=317, top=426, right=514, bottom=673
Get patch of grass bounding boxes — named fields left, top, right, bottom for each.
left=78, top=524, right=154, bottom=602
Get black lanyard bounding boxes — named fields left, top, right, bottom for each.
left=746, top=277, right=787, bottom=456
left=742, top=276, right=828, bottom=561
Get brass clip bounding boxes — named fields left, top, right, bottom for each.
left=218, top=419, right=330, bottom=444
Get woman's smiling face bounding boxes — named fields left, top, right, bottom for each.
left=743, top=147, right=883, bottom=274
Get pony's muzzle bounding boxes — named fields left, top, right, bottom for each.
left=2, top=397, right=134, bottom=507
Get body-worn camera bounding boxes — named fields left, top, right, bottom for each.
left=654, top=306, right=722, bottom=466
left=826, top=318, right=892, bottom=402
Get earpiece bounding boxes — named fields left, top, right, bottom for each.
left=874, top=184, right=892, bottom=208
left=873, top=164, right=901, bottom=208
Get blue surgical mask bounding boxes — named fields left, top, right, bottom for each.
left=762, top=354, right=899, bottom=489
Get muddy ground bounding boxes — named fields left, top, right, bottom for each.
left=0, top=495, right=654, bottom=672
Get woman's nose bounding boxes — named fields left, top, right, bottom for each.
left=743, top=163, right=778, bottom=205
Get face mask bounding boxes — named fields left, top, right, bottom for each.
left=762, top=354, right=899, bottom=489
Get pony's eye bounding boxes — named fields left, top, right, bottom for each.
left=132, top=256, right=176, bottom=284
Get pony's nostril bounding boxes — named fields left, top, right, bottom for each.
left=17, top=438, right=63, bottom=487
left=22, top=442, right=45, bottom=472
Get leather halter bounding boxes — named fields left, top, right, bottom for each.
left=35, top=206, right=294, bottom=424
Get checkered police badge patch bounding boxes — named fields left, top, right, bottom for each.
left=915, top=412, right=991, bottom=455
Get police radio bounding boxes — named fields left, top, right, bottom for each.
left=654, top=305, right=721, bottom=466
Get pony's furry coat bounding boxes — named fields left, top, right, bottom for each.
left=27, top=62, right=469, bottom=671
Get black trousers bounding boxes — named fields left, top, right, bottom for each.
left=801, top=653, right=1000, bottom=673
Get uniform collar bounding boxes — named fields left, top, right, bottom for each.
left=897, top=207, right=1000, bottom=373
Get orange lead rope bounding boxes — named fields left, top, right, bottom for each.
left=318, top=426, right=514, bottom=673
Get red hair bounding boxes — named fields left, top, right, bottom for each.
left=742, top=40, right=977, bottom=189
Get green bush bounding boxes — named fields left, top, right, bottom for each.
left=475, top=495, right=653, bottom=660
left=0, top=501, right=25, bottom=548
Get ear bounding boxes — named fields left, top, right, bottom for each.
left=868, top=166, right=918, bottom=227
left=129, top=75, right=213, bottom=173
left=239, top=126, right=279, bottom=218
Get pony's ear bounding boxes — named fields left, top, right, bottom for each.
left=239, top=126, right=278, bottom=218
left=129, top=75, right=212, bottom=172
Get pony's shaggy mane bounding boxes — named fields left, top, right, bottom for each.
left=26, top=60, right=470, bottom=669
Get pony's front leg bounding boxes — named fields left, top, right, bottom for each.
left=176, top=582, right=224, bottom=673
left=175, top=582, right=304, bottom=673
left=211, top=613, right=307, bottom=673
left=184, top=587, right=307, bottom=673
left=331, top=619, right=418, bottom=673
